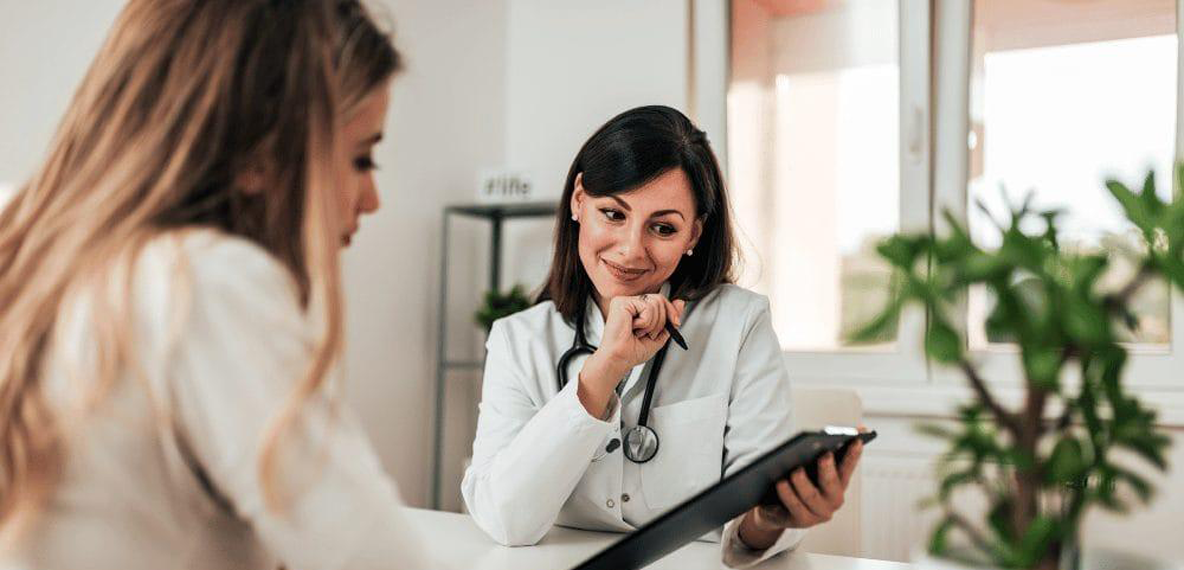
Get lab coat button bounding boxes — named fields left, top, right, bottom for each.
left=622, top=493, right=630, bottom=502
left=606, top=499, right=615, bottom=508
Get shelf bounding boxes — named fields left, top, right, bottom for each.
left=432, top=200, right=558, bottom=509
left=443, top=360, right=485, bottom=370
left=446, top=201, right=558, bottom=219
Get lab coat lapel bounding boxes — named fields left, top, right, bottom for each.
left=585, top=299, right=604, bottom=347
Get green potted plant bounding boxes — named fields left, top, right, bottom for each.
left=474, top=284, right=532, bottom=333
left=856, top=168, right=1178, bottom=570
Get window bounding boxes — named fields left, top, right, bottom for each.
left=719, top=0, right=1182, bottom=394
left=727, top=0, right=930, bottom=383
left=730, top=0, right=901, bottom=351
left=967, top=0, right=1178, bottom=349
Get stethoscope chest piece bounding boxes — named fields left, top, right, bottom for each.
left=622, top=424, right=659, bottom=463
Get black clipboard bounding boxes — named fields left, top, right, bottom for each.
left=570, top=426, right=877, bottom=570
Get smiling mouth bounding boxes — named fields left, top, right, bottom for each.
left=602, top=258, right=647, bottom=281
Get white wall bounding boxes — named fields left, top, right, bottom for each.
left=498, top=0, right=695, bottom=300
left=0, top=1, right=125, bottom=184
left=341, top=0, right=507, bottom=508
left=505, top=0, right=690, bottom=201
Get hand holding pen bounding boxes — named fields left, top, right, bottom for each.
left=578, top=292, right=688, bottom=418
left=586, top=293, right=687, bottom=384
left=630, top=293, right=687, bottom=350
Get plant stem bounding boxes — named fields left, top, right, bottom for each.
left=1107, top=261, right=1155, bottom=310
left=1053, top=400, right=1074, bottom=431
left=1013, top=387, right=1046, bottom=539
left=960, top=360, right=1020, bottom=435
left=948, top=512, right=995, bottom=558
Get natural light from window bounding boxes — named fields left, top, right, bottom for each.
left=968, top=33, right=1178, bottom=348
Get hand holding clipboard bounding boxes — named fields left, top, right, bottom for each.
left=743, top=428, right=874, bottom=547
left=573, top=426, right=877, bottom=570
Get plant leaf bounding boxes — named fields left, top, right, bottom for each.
left=926, top=318, right=963, bottom=364
left=929, top=517, right=955, bottom=557
left=1022, top=347, right=1062, bottom=390
left=1046, top=437, right=1087, bottom=484
left=1112, top=465, right=1155, bottom=504
left=1014, top=516, right=1061, bottom=569
left=1107, top=179, right=1152, bottom=233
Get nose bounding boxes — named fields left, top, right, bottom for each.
left=616, top=221, right=648, bottom=262
left=358, top=179, right=380, bottom=214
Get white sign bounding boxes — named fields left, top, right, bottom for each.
left=477, top=170, right=534, bottom=203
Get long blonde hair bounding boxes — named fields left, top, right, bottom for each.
left=0, top=0, right=400, bottom=526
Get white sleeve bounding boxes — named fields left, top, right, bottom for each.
left=166, top=240, right=436, bottom=570
left=461, top=319, right=620, bottom=546
left=718, top=297, right=806, bottom=568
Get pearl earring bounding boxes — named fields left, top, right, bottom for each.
left=571, top=214, right=578, bottom=222
left=686, top=249, right=693, bottom=256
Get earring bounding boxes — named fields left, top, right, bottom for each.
left=686, top=249, right=693, bottom=256
left=571, top=214, right=578, bottom=222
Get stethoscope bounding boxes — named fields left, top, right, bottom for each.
left=556, top=303, right=670, bottom=464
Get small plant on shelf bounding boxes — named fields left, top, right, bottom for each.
left=474, top=284, right=532, bottom=333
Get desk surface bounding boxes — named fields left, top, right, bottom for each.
left=408, top=508, right=913, bottom=570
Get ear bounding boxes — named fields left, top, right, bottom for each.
left=570, top=172, right=586, bottom=220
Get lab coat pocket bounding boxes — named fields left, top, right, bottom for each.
left=639, top=393, right=728, bottom=512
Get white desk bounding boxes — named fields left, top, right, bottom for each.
left=407, top=508, right=913, bottom=570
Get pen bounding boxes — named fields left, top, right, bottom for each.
left=665, top=320, right=688, bottom=350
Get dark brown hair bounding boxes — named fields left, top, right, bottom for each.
left=538, top=105, right=739, bottom=323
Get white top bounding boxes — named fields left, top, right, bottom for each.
left=461, top=284, right=805, bottom=568
left=1, top=230, right=431, bottom=570
left=405, top=508, right=909, bottom=570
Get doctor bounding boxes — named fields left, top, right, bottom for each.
left=461, top=105, right=864, bottom=567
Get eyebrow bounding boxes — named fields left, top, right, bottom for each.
left=651, top=209, right=686, bottom=221
left=356, top=132, right=383, bottom=148
left=608, top=195, right=686, bottom=221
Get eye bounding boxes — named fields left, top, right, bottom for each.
left=599, top=208, right=625, bottom=222
left=652, top=223, right=677, bottom=237
left=353, top=156, right=378, bottom=172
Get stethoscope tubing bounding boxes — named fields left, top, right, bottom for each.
left=556, top=302, right=675, bottom=463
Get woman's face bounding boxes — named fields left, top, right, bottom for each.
left=336, top=81, right=391, bottom=247
left=570, top=168, right=703, bottom=303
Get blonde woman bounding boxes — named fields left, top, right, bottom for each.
left=0, top=1, right=430, bottom=568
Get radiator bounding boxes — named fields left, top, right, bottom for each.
left=860, top=454, right=943, bottom=562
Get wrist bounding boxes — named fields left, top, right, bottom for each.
left=737, top=508, right=782, bottom=551
left=585, top=351, right=629, bottom=385
left=576, top=354, right=624, bottom=419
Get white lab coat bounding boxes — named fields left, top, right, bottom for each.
left=461, top=283, right=805, bottom=568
